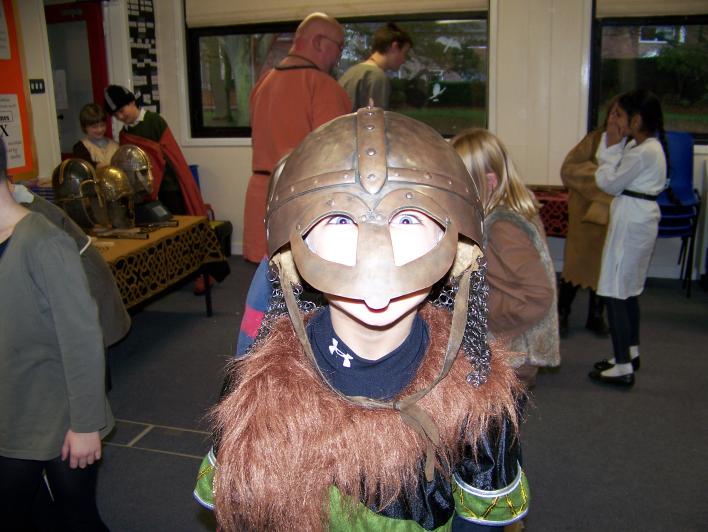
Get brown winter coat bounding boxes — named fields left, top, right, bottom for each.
left=560, top=129, right=614, bottom=289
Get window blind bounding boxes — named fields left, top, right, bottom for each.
left=185, top=0, right=488, bottom=28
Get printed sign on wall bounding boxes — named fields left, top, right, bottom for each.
left=0, top=0, right=35, bottom=180
left=0, top=94, right=25, bottom=168
left=128, top=0, right=159, bottom=113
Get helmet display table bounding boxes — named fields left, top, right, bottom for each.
left=94, top=215, right=230, bottom=316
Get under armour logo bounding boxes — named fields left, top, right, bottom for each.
left=329, top=338, right=353, bottom=368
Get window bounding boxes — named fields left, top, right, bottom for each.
left=590, top=16, right=708, bottom=141
left=638, top=25, right=676, bottom=43
left=186, top=14, right=488, bottom=138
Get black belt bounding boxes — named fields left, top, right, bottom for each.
left=253, top=170, right=270, bottom=176
left=621, top=190, right=658, bottom=201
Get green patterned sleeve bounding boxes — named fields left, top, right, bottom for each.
left=193, top=447, right=217, bottom=510
left=452, top=464, right=529, bottom=526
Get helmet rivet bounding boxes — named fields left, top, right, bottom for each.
left=376, top=214, right=383, bottom=221
left=393, top=171, right=399, bottom=177
left=465, top=187, right=469, bottom=193
left=367, top=111, right=374, bottom=116
left=360, top=215, right=367, bottom=222
left=296, top=224, right=302, bottom=231
left=326, top=199, right=334, bottom=206
left=313, top=179, right=319, bottom=184
left=275, top=195, right=279, bottom=201
left=365, top=124, right=374, bottom=131
left=445, top=217, right=451, bottom=225
left=424, top=172, right=432, bottom=179
left=290, top=186, right=295, bottom=192
left=343, top=174, right=350, bottom=180
left=366, top=148, right=376, bottom=156
left=405, top=192, right=413, bottom=199
left=448, top=179, right=453, bottom=186
left=367, top=173, right=376, bottom=180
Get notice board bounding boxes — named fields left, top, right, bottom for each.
left=128, top=0, right=159, bottom=113
left=0, top=0, right=35, bottom=180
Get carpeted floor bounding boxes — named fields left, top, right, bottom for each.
left=98, top=257, right=708, bottom=531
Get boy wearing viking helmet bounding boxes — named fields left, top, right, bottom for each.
left=195, top=108, right=529, bottom=530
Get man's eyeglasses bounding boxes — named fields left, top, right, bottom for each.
left=321, top=35, right=344, bottom=52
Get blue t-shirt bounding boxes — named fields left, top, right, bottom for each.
left=306, top=306, right=429, bottom=400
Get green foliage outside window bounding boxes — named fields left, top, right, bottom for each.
left=594, top=20, right=708, bottom=139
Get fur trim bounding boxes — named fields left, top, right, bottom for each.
left=484, top=208, right=560, bottom=368
left=213, top=304, right=521, bottom=531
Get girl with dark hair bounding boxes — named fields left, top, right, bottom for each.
left=557, top=97, right=623, bottom=338
left=588, top=90, right=668, bottom=387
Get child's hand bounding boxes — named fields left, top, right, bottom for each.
left=61, top=430, right=102, bottom=469
left=605, top=121, right=623, bottom=147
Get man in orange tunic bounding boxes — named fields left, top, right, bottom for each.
left=243, top=12, right=351, bottom=263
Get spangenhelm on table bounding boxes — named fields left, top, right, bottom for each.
left=52, top=158, right=109, bottom=229
left=110, top=144, right=154, bottom=198
left=264, top=107, right=490, bottom=481
left=95, top=165, right=136, bottom=229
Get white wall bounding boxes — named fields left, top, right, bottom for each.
left=16, top=0, right=60, bottom=177
left=154, top=1, right=252, bottom=253
left=491, top=0, right=592, bottom=184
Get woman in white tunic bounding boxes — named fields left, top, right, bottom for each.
left=588, top=90, right=667, bottom=387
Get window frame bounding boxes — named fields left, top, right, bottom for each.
left=186, top=20, right=300, bottom=138
left=185, top=11, right=489, bottom=139
left=589, top=14, right=708, bottom=143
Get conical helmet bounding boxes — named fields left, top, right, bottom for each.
left=95, top=165, right=136, bottom=229
left=111, top=144, right=154, bottom=197
left=51, top=158, right=108, bottom=229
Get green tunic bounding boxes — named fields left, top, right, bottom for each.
left=0, top=213, right=114, bottom=460
left=339, top=62, right=391, bottom=111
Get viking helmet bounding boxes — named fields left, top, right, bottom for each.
left=95, top=165, right=136, bottom=229
left=51, top=158, right=108, bottom=229
left=111, top=144, right=154, bottom=197
left=266, top=107, right=484, bottom=309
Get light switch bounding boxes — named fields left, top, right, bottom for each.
left=29, top=79, right=45, bottom=94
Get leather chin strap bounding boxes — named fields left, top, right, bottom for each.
left=277, top=259, right=472, bottom=482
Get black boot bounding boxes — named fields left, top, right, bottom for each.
left=586, top=290, right=610, bottom=336
left=558, top=279, right=577, bottom=338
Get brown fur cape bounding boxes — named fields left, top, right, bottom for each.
left=213, top=304, right=521, bottom=531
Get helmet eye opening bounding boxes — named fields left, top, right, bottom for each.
left=303, top=213, right=359, bottom=267
left=389, top=208, right=445, bottom=267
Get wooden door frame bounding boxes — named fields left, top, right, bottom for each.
left=44, top=2, right=109, bottom=133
